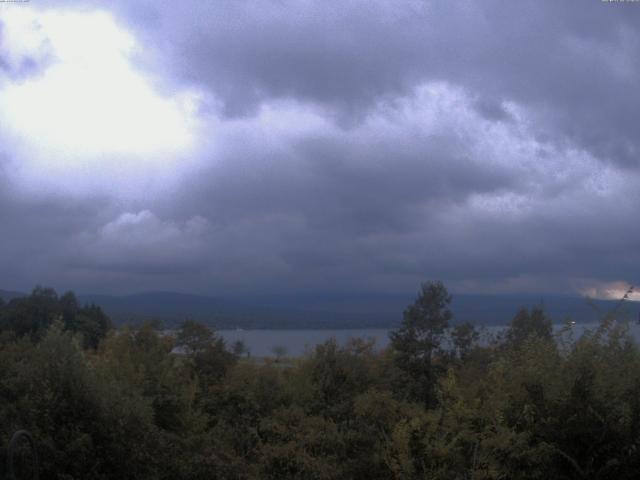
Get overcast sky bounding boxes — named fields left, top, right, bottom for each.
left=0, top=0, right=639, bottom=298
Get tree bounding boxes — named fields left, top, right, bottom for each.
left=59, top=291, right=79, bottom=326
left=0, top=288, right=112, bottom=348
left=232, top=340, right=248, bottom=357
left=74, top=303, right=112, bottom=349
left=306, top=339, right=376, bottom=421
left=60, top=291, right=111, bottom=349
left=0, top=286, right=60, bottom=340
left=175, top=320, right=215, bottom=356
left=450, top=321, right=480, bottom=360
left=506, top=306, right=552, bottom=348
left=175, top=320, right=236, bottom=389
left=389, top=281, right=452, bottom=407
left=272, top=345, right=288, bottom=362
left=0, top=322, right=163, bottom=479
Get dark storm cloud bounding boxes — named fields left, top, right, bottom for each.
left=105, top=0, right=640, bottom=168
left=1, top=0, right=640, bottom=296
left=143, top=83, right=636, bottom=293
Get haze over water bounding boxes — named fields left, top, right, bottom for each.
left=218, top=321, right=640, bottom=358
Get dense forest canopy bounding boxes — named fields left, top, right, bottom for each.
left=0, top=282, right=639, bottom=479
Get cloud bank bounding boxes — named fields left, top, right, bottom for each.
left=0, top=1, right=639, bottom=297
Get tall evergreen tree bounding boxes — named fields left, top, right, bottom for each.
left=389, top=280, right=452, bottom=407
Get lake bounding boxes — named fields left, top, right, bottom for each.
left=217, top=328, right=391, bottom=357
left=217, top=322, right=640, bottom=358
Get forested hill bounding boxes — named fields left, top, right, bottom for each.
left=81, top=292, right=640, bottom=328
left=4, top=289, right=636, bottom=329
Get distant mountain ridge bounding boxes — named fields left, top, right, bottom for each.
left=79, top=291, right=640, bottom=329
left=3, top=288, right=638, bottom=329
left=0, top=289, right=24, bottom=302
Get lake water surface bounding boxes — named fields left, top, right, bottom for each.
left=217, top=322, right=640, bottom=358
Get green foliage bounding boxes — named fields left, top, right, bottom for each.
left=0, top=287, right=111, bottom=348
left=506, top=305, right=553, bottom=348
left=0, top=323, right=161, bottom=479
left=389, top=280, right=452, bottom=407
left=258, top=406, right=343, bottom=480
left=232, top=339, right=249, bottom=357
left=307, top=338, right=376, bottom=419
left=1, top=282, right=640, bottom=479
left=175, top=319, right=237, bottom=390
left=451, top=321, right=480, bottom=360
left=0, top=286, right=60, bottom=340
left=175, top=320, right=215, bottom=355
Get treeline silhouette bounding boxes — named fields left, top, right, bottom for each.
left=0, top=282, right=639, bottom=479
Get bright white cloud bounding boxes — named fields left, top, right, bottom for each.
left=74, top=211, right=212, bottom=273
left=579, top=281, right=640, bottom=302
left=0, top=7, right=201, bottom=196
left=100, top=210, right=210, bottom=245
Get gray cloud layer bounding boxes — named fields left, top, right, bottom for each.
left=1, top=0, right=639, bottom=296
